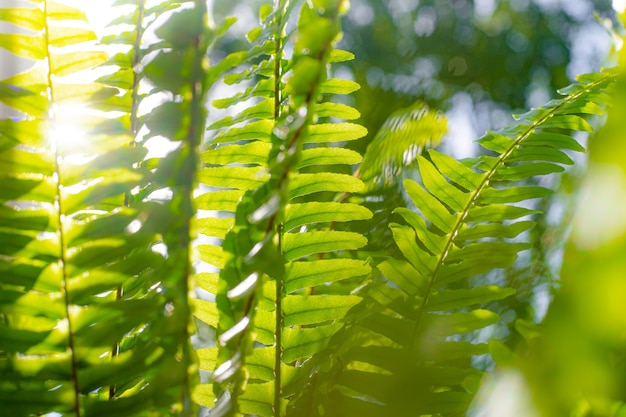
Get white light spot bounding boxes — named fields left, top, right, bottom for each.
left=163, top=301, right=175, bottom=317
left=213, top=353, right=241, bottom=383
left=470, top=370, right=539, bottom=417
left=389, top=0, right=419, bottom=13
left=414, top=7, right=437, bottom=37
left=50, top=106, right=89, bottom=157
left=475, top=0, right=497, bottom=18
left=125, top=219, right=142, bottom=235
left=151, top=243, right=168, bottom=256
left=350, top=0, right=375, bottom=26
left=218, top=316, right=250, bottom=346
left=146, top=187, right=173, bottom=201
left=441, top=92, right=477, bottom=159
left=95, top=291, right=113, bottom=298
left=227, top=272, right=259, bottom=300
left=54, top=319, right=69, bottom=333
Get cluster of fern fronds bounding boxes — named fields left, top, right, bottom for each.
left=0, top=1, right=622, bottom=417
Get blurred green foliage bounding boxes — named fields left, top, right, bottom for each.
left=517, top=22, right=626, bottom=416
left=212, top=0, right=616, bottom=152
left=342, top=0, right=614, bottom=127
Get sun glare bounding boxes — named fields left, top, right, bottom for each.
left=60, top=0, right=118, bottom=36
left=72, top=0, right=175, bottom=37
left=49, top=104, right=94, bottom=164
left=50, top=0, right=184, bottom=164
left=44, top=2, right=116, bottom=161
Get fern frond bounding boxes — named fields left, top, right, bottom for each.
left=192, top=0, right=371, bottom=415
left=0, top=1, right=211, bottom=415
left=343, top=102, right=450, bottom=261
left=359, top=101, right=448, bottom=186
left=316, top=70, right=617, bottom=416
left=0, top=4, right=122, bottom=415
left=192, top=1, right=303, bottom=414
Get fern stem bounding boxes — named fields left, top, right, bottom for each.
left=110, top=0, right=146, bottom=400
left=43, top=2, right=82, bottom=414
left=51, top=138, right=82, bottom=417
left=177, top=1, right=210, bottom=413
left=129, top=0, right=146, bottom=144
left=273, top=0, right=285, bottom=120
left=272, top=3, right=287, bottom=415
left=212, top=3, right=347, bottom=413
left=274, top=225, right=284, bottom=417
left=409, top=72, right=617, bottom=351
left=268, top=3, right=338, bottom=412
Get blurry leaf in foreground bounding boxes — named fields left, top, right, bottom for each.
left=359, top=101, right=447, bottom=186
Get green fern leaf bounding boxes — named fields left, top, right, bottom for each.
left=283, top=202, right=371, bottom=231
left=0, top=7, right=45, bottom=31
left=285, top=259, right=370, bottom=292
left=282, top=231, right=367, bottom=260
